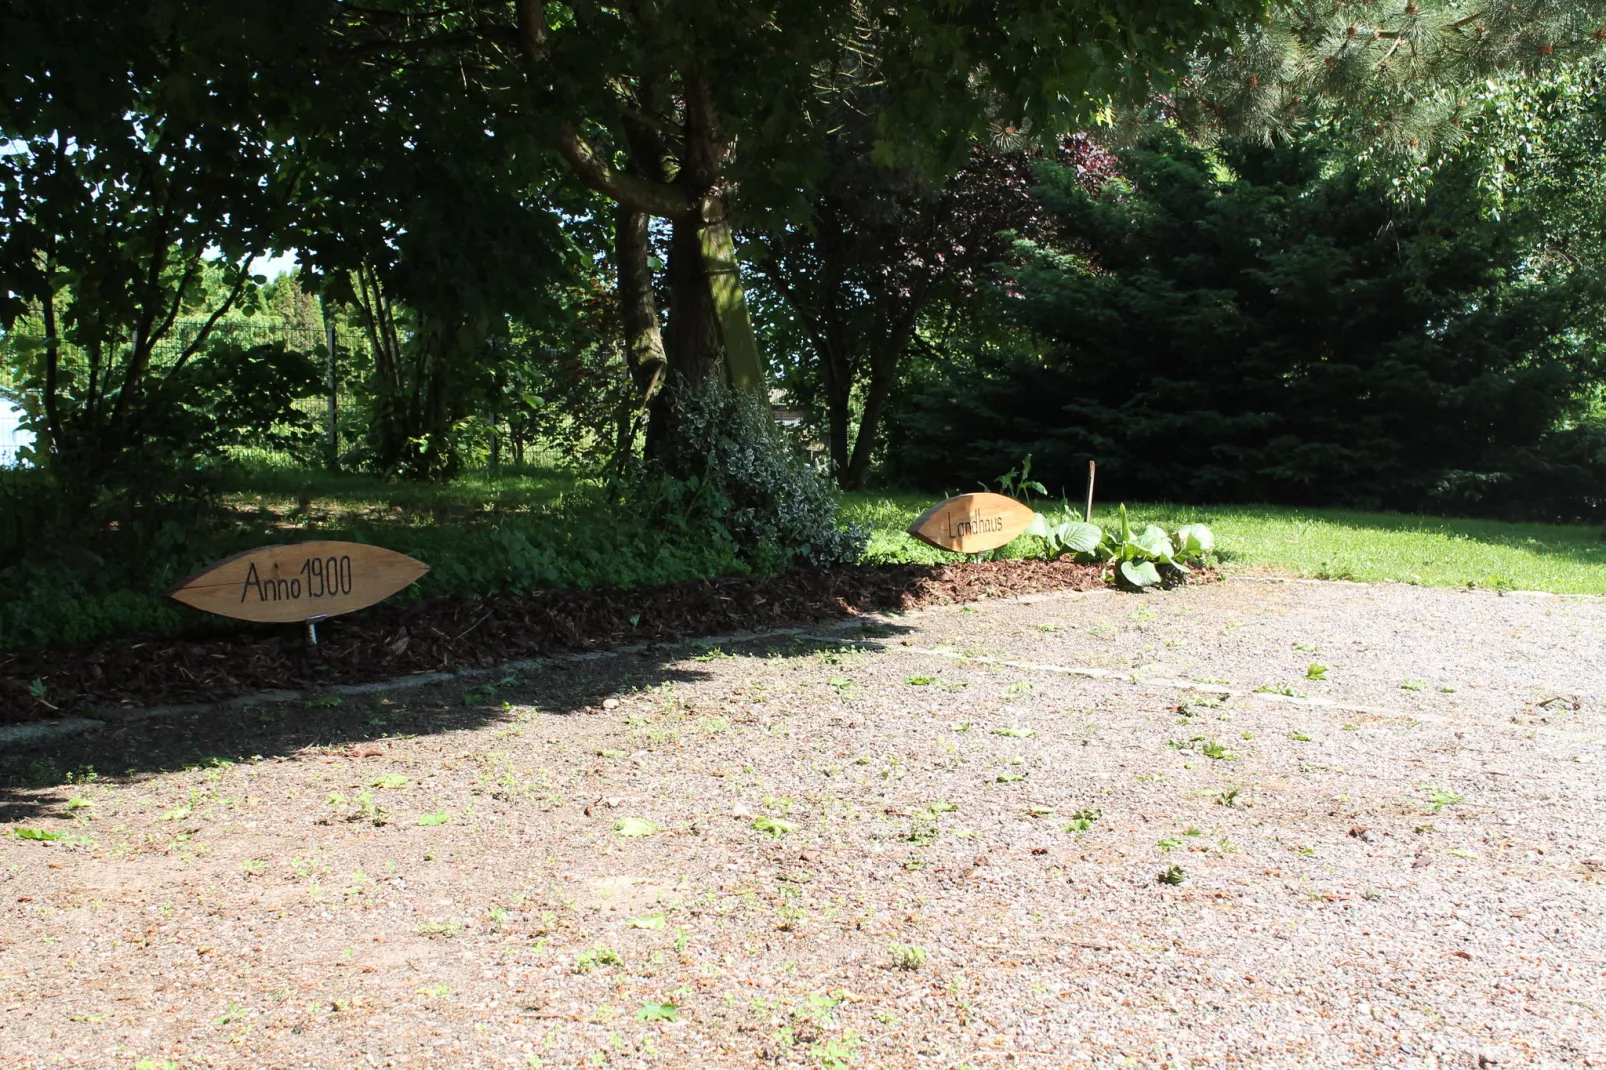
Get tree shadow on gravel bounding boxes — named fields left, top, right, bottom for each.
left=0, top=623, right=912, bottom=824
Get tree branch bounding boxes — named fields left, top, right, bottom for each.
left=555, top=124, right=696, bottom=217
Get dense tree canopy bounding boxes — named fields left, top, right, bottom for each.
left=892, top=130, right=1606, bottom=520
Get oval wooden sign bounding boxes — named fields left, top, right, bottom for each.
left=907, top=492, right=1036, bottom=554
left=168, top=541, right=429, bottom=624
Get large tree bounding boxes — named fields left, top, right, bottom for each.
left=746, top=122, right=1119, bottom=488
left=0, top=1, right=327, bottom=484
left=332, top=0, right=1267, bottom=457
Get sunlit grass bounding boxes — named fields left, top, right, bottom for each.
left=219, top=467, right=1606, bottom=596
left=841, top=492, right=1606, bottom=596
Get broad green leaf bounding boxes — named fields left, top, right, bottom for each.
left=1174, top=523, right=1215, bottom=555
left=370, top=773, right=409, bottom=789
left=1120, top=560, right=1163, bottom=587
left=1054, top=521, right=1103, bottom=554
left=636, top=1001, right=679, bottom=1022
left=1025, top=512, right=1051, bottom=538
left=1135, top=525, right=1174, bottom=559
left=628, top=914, right=667, bottom=930
left=417, top=811, right=451, bottom=826
left=613, top=817, right=658, bottom=838
left=15, top=827, right=63, bottom=841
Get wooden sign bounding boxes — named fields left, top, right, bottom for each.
left=907, top=492, right=1035, bottom=554
left=169, top=541, right=429, bottom=624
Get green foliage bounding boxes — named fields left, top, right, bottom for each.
left=1026, top=502, right=1215, bottom=587
left=633, top=377, right=866, bottom=572
left=892, top=131, right=1606, bottom=523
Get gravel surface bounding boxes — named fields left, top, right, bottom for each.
left=1, top=577, right=1603, bottom=1068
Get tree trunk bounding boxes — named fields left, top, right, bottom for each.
left=842, top=351, right=896, bottom=490
left=820, top=347, right=851, bottom=481
left=616, top=203, right=668, bottom=403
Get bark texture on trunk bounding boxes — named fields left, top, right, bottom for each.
left=615, top=202, right=668, bottom=403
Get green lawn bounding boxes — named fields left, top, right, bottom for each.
left=9, top=467, right=1605, bottom=651
left=842, top=493, right=1606, bottom=595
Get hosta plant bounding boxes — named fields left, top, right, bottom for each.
left=1030, top=504, right=1215, bottom=589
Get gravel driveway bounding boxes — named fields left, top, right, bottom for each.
left=1, top=577, right=1603, bottom=1068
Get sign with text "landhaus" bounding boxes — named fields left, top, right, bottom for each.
left=907, top=492, right=1035, bottom=554
left=168, top=541, right=429, bottom=624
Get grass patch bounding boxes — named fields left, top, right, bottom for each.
left=8, top=468, right=1605, bottom=652
left=839, top=493, right=1606, bottom=595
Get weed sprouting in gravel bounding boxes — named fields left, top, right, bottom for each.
left=574, top=947, right=625, bottom=973
left=1306, top=664, right=1329, bottom=680
left=752, top=816, right=796, bottom=838
left=637, top=1001, right=679, bottom=1022
left=613, top=817, right=658, bottom=838
left=1157, top=864, right=1187, bottom=885
left=1215, top=787, right=1242, bottom=807
left=1063, top=808, right=1101, bottom=833
left=1421, top=786, right=1464, bottom=812
left=325, top=789, right=387, bottom=826
left=887, top=942, right=927, bottom=970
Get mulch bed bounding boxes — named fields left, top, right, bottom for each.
left=0, top=559, right=1136, bottom=724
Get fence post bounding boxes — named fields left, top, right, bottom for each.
left=325, top=321, right=339, bottom=470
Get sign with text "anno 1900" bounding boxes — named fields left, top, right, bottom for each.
left=907, top=492, right=1036, bottom=554
left=167, top=541, right=430, bottom=624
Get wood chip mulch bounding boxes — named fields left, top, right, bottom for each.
left=0, top=558, right=1124, bottom=723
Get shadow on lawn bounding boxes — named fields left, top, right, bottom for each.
left=0, top=627, right=908, bottom=824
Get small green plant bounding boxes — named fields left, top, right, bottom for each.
left=994, top=772, right=1025, bottom=783
left=574, top=947, right=625, bottom=973
left=992, top=726, right=1034, bottom=738
left=1290, top=730, right=1311, bottom=742
left=1401, top=680, right=1428, bottom=692
left=1003, top=681, right=1032, bottom=697
left=1422, top=786, right=1464, bottom=812
left=636, top=1001, right=679, bottom=1022
left=1063, top=807, right=1101, bottom=832
left=370, top=773, right=409, bottom=789
left=905, top=675, right=936, bottom=686
left=752, top=816, right=796, bottom=838
left=1215, top=788, right=1241, bottom=807
left=417, top=810, right=450, bottom=827
left=418, top=919, right=464, bottom=937
left=887, top=942, right=926, bottom=970
left=1200, top=740, right=1237, bottom=761
left=613, top=817, right=658, bottom=838
left=1157, top=864, right=1186, bottom=885
left=994, top=456, right=1048, bottom=503
left=1305, top=664, right=1328, bottom=681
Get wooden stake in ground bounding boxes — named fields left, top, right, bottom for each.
left=1084, top=460, right=1097, bottom=523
